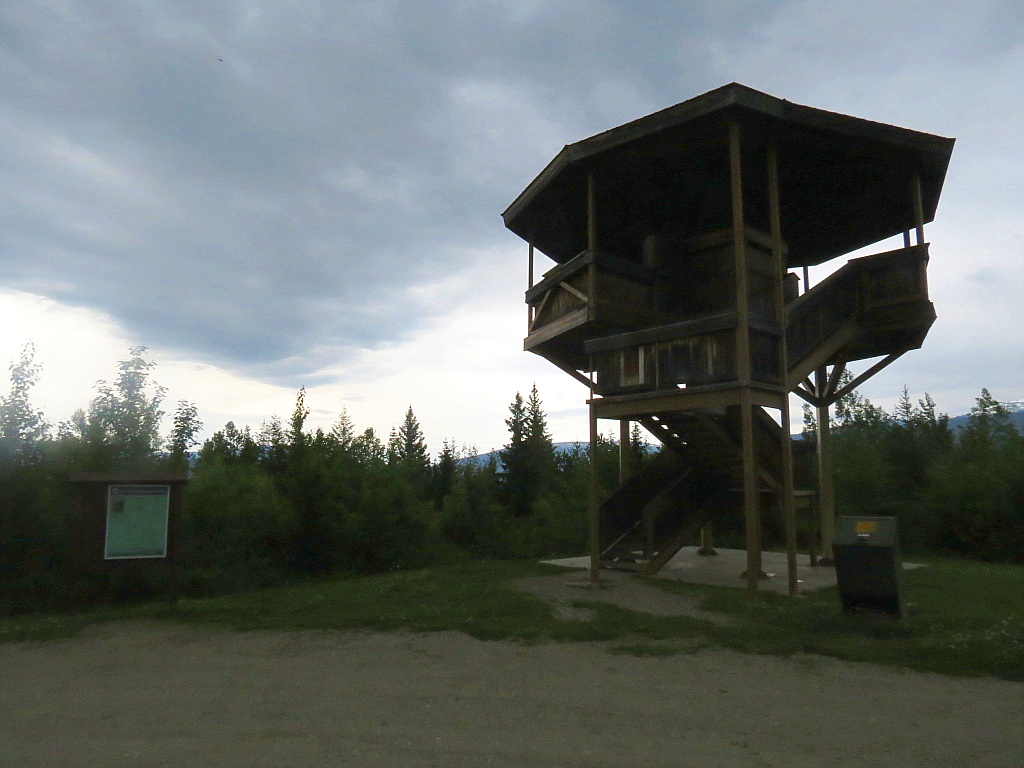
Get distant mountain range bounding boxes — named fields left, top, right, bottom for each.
left=461, top=441, right=618, bottom=471
left=947, top=400, right=1024, bottom=433
left=465, top=401, right=1023, bottom=467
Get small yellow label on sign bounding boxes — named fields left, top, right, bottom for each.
left=855, top=521, right=878, bottom=534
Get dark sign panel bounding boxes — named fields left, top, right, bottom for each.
left=833, top=516, right=904, bottom=618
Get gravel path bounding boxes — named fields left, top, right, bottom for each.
left=2, top=621, right=1022, bottom=767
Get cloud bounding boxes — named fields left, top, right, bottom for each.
left=1, top=0, right=1021, bottom=447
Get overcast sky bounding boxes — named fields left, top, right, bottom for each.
left=2, top=0, right=1022, bottom=454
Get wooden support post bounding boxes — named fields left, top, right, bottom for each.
left=808, top=492, right=819, bottom=567
left=730, top=122, right=760, bottom=596
left=587, top=171, right=597, bottom=252
left=698, top=521, right=717, bottom=556
left=741, top=391, right=761, bottom=594
left=768, top=140, right=799, bottom=596
left=815, top=371, right=836, bottom=565
left=589, top=400, right=600, bottom=585
left=528, top=238, right=534, bottom=288
left=730, top=123, right=752, bottom=385
left=586, top=171, right=598, bottom=324
left=618, top=419, right=631, bottom=483
left=911, top=172, right=926, bottom=247
left=527, top=239, right=534, bottom=326
left=911, top=171, right=929, bottom=297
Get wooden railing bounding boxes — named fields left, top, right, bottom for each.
left=585, top=312, right=783, bottom=395
left=786, top=244, right=930, bottom=370
left=525, top=250, right=676, bottom=352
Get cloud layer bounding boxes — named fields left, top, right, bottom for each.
left=1, top=1, right=1021, bottom=444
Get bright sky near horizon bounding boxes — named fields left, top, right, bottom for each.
left=2, top=1, right=1022, bottom=455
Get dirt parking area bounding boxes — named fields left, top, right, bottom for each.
left=2, top=618, right=1022, bottom=768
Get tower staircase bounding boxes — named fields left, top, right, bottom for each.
left=529, top=242, right=934, bottom=574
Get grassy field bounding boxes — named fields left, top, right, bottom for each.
left=2, top=556, right=1021, bottom=681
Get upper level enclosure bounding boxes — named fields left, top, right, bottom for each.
left=503, top=83, right=954, bottom=394
left=504, top=83, right=953, bottom=270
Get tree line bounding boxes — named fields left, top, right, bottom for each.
left=803, top=381, right=1023, bottom=562
left=1, top=344, right=1021, bottom=614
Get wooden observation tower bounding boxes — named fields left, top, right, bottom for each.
left=502, top=83, right=954, bottom=594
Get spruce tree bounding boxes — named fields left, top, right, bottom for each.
left=525, top=384, right=555, bottom=459
left=500, top=392, right=530, bottom=515
left=388, top=406, right=429, bottom=484
left=502, top=385, right=554, bottom=516
left=331, top=407, right=356, bottom=450
left=167, top=400, right=202, bottom=471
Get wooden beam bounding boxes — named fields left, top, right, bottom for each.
left=559, top=281, right=589, bottom=303
left=911, top=171, right=926, bottom=247
left=911, top=172, right=929, bottom=298
left=824, top=361, right=848, bottom=401
left=547, top=357, right=595, bottom=389
left=528, top=238, right=534, bottom=288
left=589, top=400, right=600, bottom=585
left=619, top=419, right=631, bottom=483
left=698, top=521, right=717, bottom=556
left=525, top=306, right=586, bottom=347
left=787, top=320, right=859, bottom=389
left=793, top=384, right=819, bottom=407
left=828, top=352, right=906, bottom=404
left=528, top=288, right=553, bottom=332
left=527, top=238, right=534, bottom=327
left=768, top=139, right=798, bottom=597
left=730, top=122, right=751, bottom=384
left=587, top=171, right=597, bottom=252
left=741, top=390, right=761, bottom=596
left=815, top=372, right=836, bottom=563
left=592, top=382, right=785, bottom=419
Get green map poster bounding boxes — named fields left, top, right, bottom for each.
left=104, top=485, right=170, bottom=559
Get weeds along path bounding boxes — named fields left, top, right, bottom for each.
left=2, top=620, right=1022, bottom=768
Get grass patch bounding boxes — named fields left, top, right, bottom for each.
left=0, top=601, right=175, bottom=643
left=1, top=556, right=1019, bottom=681
left=641, top=555, right=1023, bottom=680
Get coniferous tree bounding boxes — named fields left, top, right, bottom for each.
left=501, top=385, right=556, bottom=516
left=331, top=407, right=356, bottom=450
left=387, top=406, right=430, bottom=488
left=431, top=438, right=460, bottom=511
left=257, top=414, right=288, bottom=476
left=525, top=384, right=555, bottom=465
left=628, top=421, right=649, bottom=472
left=167, top=400, right=202, bottom=471
left=500, top=391, right=531, bottom=515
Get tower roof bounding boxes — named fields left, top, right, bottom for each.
left=503, top=83, right=954, bottom=267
